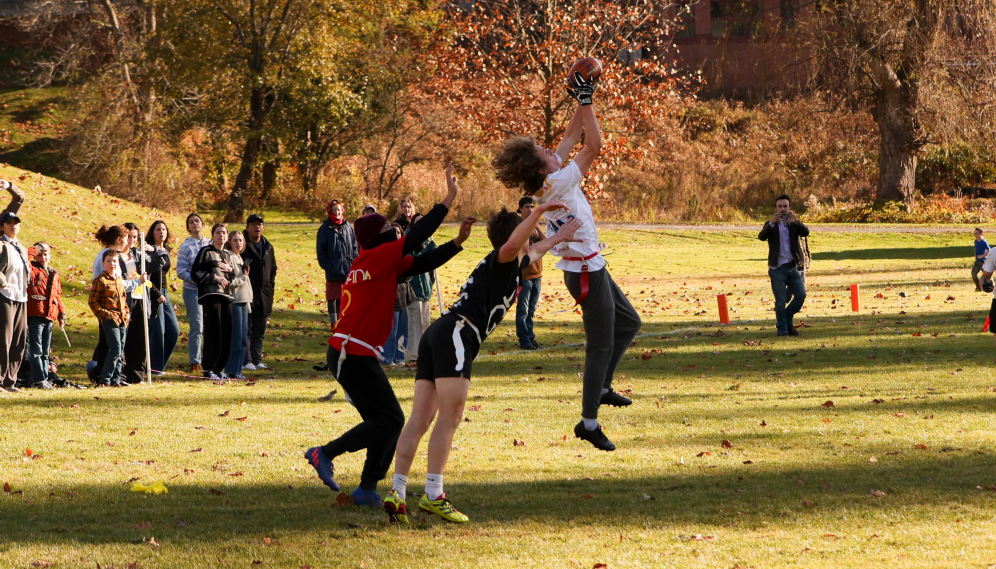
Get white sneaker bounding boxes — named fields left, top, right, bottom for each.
left=219, top=372, right=228, bottom=379
left=255, top=363, right=269, bottom=370
left=243, top=363, right=257, bottom=371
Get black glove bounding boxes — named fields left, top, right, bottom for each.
left=983, top=278, right=994, bottom=293
left=566, top=71, right=596, bottom=106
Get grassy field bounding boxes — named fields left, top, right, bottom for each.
left=2, top=167, right=996, bottom=568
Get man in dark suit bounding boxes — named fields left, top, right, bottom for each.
left=758, top=194, right=809, bottom=337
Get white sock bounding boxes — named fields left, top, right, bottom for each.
left=601, top=388, right=610, bottom=395
left=582, top=417, right=599, bottom=431
left=391, top=473, right=408, bottom=501
left=425, top=473, right=444, bottom=500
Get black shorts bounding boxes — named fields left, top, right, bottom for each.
left=989, top=299, right=996, bottom=334
left=415, top=312, right=482, bottom=381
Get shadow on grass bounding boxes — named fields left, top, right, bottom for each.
left=811, top=246, right=968, bottom=261
left=2, top=451, right=995, bottom=545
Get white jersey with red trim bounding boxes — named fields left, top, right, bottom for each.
left=535, top=161, right=605, bottom=274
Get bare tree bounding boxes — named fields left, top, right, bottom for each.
left=801, top=1, right=996, bottom=208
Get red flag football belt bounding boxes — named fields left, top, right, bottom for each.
left=561, top=251, right=600, bottom=305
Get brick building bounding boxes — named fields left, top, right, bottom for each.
left=670, top=0, right=806, bottom=96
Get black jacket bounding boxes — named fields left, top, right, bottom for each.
left=145, top=246, right=172, bottom=293
left=316, top=219, right=357, bottom=282
left=758, top=220, right=810, bottom=268
left=241, top=233, right=276, bottom=316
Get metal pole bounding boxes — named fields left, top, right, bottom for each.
left=434, top=269, right=443, bottom=314
left=140, top=233, right=152, bottom=385
left=60, top=324, right=71, bottom=347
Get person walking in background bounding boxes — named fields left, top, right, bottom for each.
left=176, top=214, right=211, bottom=372
left=758, top=194, right=810, bottom=337
left=192, top=223, right=235, bottom=379
left=146, top=220, right=179, bottom=375
left=225, top=230, right=252, bottom=380
left=25, top=242, right=66, bottom=389
left=242, top=214, right=276, bottom=371
left=317, top=199, right=357, bottom=326
left=972, top=227, right=989, bottom=292
left=89, top=250, right=143, bottom=387
left=515, top=196, right=545, bottom=350
left=0, top=179, right=28, bottom=392
left=406, top=212, right=435, bottom=359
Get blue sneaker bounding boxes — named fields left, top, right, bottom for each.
left=351, top=487, right=384, bottom=508
left=304, top=447, right=339, bottom=491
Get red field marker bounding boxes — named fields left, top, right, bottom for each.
left=717, top=294, right=730, bottom=324
left=850, top=284, right=860, bottom=312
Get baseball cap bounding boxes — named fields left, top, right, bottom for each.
left=246, top=214, right=264, bottom=224
left=0, top=211, right=21, bottom=225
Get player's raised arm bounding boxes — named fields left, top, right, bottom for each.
left=497, top=200, right=569, bottom=263
left=555, top=108, right=584, bottom=164
left=572, top=104, right=602, bottom=177
left=528, top=217, right=582, bottom=260
left=404, top=164, right=459, bottom=255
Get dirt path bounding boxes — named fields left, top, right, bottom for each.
left=594, top=223, right=970, bottom=233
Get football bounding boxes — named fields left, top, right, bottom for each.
left=567, top=57, right=603, bottom=85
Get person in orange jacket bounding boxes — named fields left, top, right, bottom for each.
left=25, top=242, right=66, bottom=389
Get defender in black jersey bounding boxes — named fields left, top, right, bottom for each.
left=382, top=200, right=582, bottom=524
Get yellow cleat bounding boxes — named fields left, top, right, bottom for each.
left=418, top=492, right=469, bottom=523
left=384, top=489, right=409, bottom=524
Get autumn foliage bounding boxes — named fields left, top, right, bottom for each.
left=422, top=0, right=696, bottom=199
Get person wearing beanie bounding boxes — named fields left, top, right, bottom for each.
left=304, top=164, right=475, bottom=508
left=317, top=199, right=358, bottom=327
left=515, top=196, right=545, bottom=350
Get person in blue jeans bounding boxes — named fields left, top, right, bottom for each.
left=176, top=213, right=211, bottom=371
left=146, top=220, right=180, bottom=375
left=758, top=194, right=809, bottom=337
left=515, top=196, right=545, bottom=349
left=225, top=230, right=252, bottom=379
left=972, top=227, right=990, bottom=291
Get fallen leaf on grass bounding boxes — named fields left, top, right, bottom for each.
left=189, top=448, right=202, bottom=453
left=30, top=561, right=53, bottom=568
left=869, top=490, right=886, bottom=497
left=218, top=410, right=229, bottom=417
left=696, top=451, right=711, bottom=457
left=759, top=420, right=767, bottom=427
left=642, top=493, right=656, bottom=500
left=227, top=472, right=243, bottom=477
left=743, top=460, right=754, bottom=465
left=175, top=519, right=191, bottom=527
left=252, top=561, right=262, bottom=566
left=593, top=564, right=608, bottom=569
left=335, top=492, right=355, bottom=507
left=822, top=401, right=835, bottom=408
left=581, top=493, right=593, bottom=499
left=869, top=456, right=878, bottom=462
left=263, top=537, right=271, bottom=545
left=134, top=522, right=152, bottom=530
left=143, top=536, right=159, bottom=548
left=235, top=417, right=248, bottom=422
left=914, top=444, right=928, bottom=450
left=894, top=412, right=907, bottom=418
left=209, top=488, right=225, bottom=495
left=513, top=439, right=525, bottom=447
left=721, top=440, right=733, bottom=449
left=25, top=448, right=33, bottom=457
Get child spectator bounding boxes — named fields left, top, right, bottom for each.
left=89, top=250, right=140, bottom=387
left=25, top=242, right=67, bottom=389
left=973, top=227, right=989, bottom=291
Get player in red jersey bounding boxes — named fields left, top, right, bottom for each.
left=305, top=164, right=475, bottom=506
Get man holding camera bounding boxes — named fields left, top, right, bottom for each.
left=758, top=194, right=809, bottom=337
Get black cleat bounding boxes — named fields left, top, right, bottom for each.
left=787, top=326, right=801, bottom=336
left=600, top=390, right=632, bottom=407
left=574, top=421, right=616, bottom=451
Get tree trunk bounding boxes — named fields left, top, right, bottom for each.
left=261, top=160, right=277, bottom=203
left=226, top=86, right=268, bottom=221
left=872, top=86, right=919, bottom=209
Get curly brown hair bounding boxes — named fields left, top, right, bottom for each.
left=491, top=136, right=547, bottom=196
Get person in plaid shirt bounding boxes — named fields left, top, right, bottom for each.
left=89, top=250, right=145, bottom=387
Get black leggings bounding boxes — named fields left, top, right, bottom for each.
left=201, top=299, right=233, bottom=374
left=321, top=346, right=405, bottom=491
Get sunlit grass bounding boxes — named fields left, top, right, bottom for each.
left=2, top=166, right=996, bottom=568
